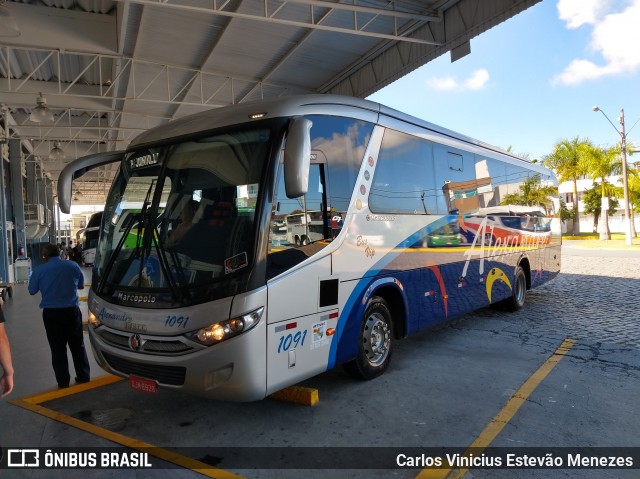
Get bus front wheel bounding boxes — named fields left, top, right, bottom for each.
left=344, top=296, right=394, bottom=380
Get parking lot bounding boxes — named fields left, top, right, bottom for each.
left=1, top=243, right=639, bottom=478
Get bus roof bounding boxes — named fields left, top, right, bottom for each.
left=129, top=95, right=379, bottom=149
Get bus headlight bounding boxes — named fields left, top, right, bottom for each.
left=186, top=307, right=263, bottom=346
left=88, top=310, right=102, bottom=329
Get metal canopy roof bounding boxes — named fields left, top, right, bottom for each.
left=0, top=0, right=540, bottom=205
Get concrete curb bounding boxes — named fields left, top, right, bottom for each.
left=563, top=239, right=640, bottom=250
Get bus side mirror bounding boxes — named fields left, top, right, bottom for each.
left=283, top=117, right=312, bottom=199
left=57, top=151, right=124, bottom=213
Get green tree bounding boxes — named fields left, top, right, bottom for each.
left=558, top=198, right=575, bottom=223
left=582, top=181, right=620, bottom=233
left=627, top=166, right=639, bottom=237
left=543, top=137, right=591, bottom=235
left=582, top=144, right=622, bottom=239
left=500, top=174, right=557, bottom=211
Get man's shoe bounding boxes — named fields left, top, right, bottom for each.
left=75, top=377, right=90, bottom=384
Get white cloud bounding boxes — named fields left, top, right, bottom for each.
left=591, top=3, right=640, bottom=70
left=428, top=75, right=457, bottom=91
left=554, top=0, right=640, bottom=85
left=464, top=69, right=490, bottom=90
left=553, top=59, right=613, bottom=85
left=557, top=0, right=612, bottom=28
left=427, top=69, right=490, bottom=91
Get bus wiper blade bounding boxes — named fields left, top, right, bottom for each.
left=136, top=181, right=187, bottom=304
left=96, top=212, right=140, bottom=295
left=150, top=230, right=189, bottom=304
left=136, top=181, right=156, bottom=286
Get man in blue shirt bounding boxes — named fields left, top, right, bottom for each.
left=28, top=243, right=90, bottom=388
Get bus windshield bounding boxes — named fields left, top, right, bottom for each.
left=94, top=125, right=274, bottom=307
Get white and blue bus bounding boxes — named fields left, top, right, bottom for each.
left=58, top=95, right=561, bottom=401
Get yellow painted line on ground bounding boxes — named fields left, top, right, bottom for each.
left=416, top=338, right=576, bottom=479
left=18, top=374, right=124, bottom=405
left=10, top=376, right=245, bottom=479
left=269, top=386, right=319, bottom=406
left=79, top=296, right=88, bottom=301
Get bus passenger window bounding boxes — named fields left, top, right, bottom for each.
left=370, top=129, right=437, bottom=215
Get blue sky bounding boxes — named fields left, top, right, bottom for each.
left=368, top=0, right=640, bottom=162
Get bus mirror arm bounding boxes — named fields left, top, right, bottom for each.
left=57, top=150, right=125, bottom=213
left=283, top=117, right=312, bottom=199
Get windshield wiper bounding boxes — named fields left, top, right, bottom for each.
left=95, top=180, right=184, bottom=303
left=135, top=180, right=155, bottom=285
left=135, top=182, right=189, bottom=304
left=96, top=212, right=140, bottom=295
left=151, top=232, right=191, bottom=305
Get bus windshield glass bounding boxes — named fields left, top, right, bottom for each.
left=94, top=126, right=273, bottom=306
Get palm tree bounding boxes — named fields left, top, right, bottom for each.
left=582, top=145, right=622, bottom=240
left=543, top=137, right=590, bottom=235
left=500, top=174, right=558, bottom=211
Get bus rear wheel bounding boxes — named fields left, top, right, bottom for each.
left=503, top=266, right=527, bottom=311
left=344, top=296, right=394, bottom=380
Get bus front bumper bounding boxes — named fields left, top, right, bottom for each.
left=87, top=322, right=267, bottom=402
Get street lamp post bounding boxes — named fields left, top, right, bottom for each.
left=593, top=106, right=634, bottom=246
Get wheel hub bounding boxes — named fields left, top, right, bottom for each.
left=364, top=313, right=390, bottom=366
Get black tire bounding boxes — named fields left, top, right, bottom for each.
left=7, top=286, right=12, bottom=298
left=344, top=296, right=394, bottom=380
left=482, top=233, right=495, bottom=246
left=0, top=289, right=5, bottom=301
left=504, top=266, right=527, bottom=311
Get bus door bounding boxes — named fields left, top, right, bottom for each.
left=265, top=158, right=340, bottom=395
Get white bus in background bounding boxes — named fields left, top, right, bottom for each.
left=57, top=94, right=561, bottom=401
left=79, top=211, right=103, bottom=266
left=285, top=211, right=324, bottom=245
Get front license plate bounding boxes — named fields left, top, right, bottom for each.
left=129, top=375, right=157, bottom=394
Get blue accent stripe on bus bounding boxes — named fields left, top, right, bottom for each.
left=327, top=216, right=453, bottom=369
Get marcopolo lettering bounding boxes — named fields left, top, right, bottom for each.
left=118, top=292, right=157, bottom=304
left=366, top=214, right=397, bottom=222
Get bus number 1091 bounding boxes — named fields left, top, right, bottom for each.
left=278, top=330, right=307, bottom=353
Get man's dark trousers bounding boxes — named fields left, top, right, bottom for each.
left=42, top=306, right=90, bottom=388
